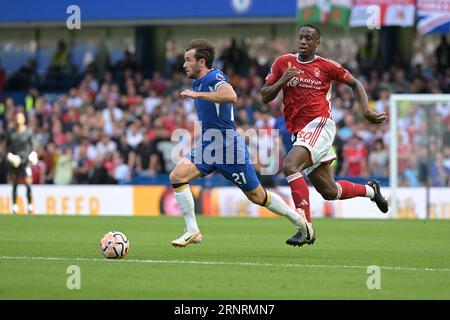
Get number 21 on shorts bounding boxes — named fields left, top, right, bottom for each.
left=232, top=172, right=247, bottom=185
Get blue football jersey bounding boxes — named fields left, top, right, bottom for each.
left=185, top=69, right=260, bottom=192
left=192, top=69, right=235, bottom=132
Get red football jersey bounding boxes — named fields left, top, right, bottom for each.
left=265, top=53, right=351, bottom=133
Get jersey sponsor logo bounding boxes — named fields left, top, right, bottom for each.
left=287, top=77, right=322, bottom=88
left=216, top=73, right=226, bottom=81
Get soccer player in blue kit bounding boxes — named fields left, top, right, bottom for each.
left=170, top=40, right=312, bottom=247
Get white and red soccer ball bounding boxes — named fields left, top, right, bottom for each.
left=100, top=231, right=130, bottom=259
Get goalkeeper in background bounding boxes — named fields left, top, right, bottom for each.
left=6, top=111, right=38, bottom=214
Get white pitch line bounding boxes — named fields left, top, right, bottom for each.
left=1, top=255, right=450, bottom=273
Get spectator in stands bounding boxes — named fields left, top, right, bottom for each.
left=53, top=147, right=73, bottom=185
left=24, top=88, right=39, bottom=114
left=7, top=58, right=37, bottom=91
left=357, top=32, right=379, bottom=78
left=339, top=134, right=369, bottom=178
left=374, top=88, right=390, bottom=114
left=115, top=49, right=138, bottom=73
left=113, top=152, right=131, bottom=184
left=403, top=153, right=420, bottom=187
left=144, top=89, right=162, bottom=114
left=135, top=132, right=156, bottom=176
left=95, top=83, right=110, bottom=110
left=48, top=40, right=71, bottom=75
left=151, top=120, right=173, bottom=173
left=96, top=132, right=117, bottom=160
left=73, top=140, right=92, bottom=184
left=102, top=98, right=123, bottom=136
left=435, top=35, right=450, bottom=75
left=368, top=139, right=388, bottom=177
left=126, top=120, right=144, bottom=150
left=89, top=155, right=114, bottom=184
left=93, top=41, right=111, bottom=79
left=151, top=71, right=168, bottom=95
left=220, top=38, right=249, bottom=77
left=116, top=134, right=135, bottom=173
left=392, top=69, right=410, bottom=93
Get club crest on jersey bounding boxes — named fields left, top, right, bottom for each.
left=314, top=67, right=320, bottom=78
left=287, top=77, right=300, bottom=87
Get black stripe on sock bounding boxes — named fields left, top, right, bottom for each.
left=263, top=189, right=268, bottom=207
left=172, top=182, right=189, bottom=189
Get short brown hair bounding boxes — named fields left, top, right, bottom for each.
left=186, top=39, right=215, bottom=68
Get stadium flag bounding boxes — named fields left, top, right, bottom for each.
left=350, top=0, right=416, bottom=27
left=328, top=0, right=352, bottom=27
left=297, top=0, right=323, bottom=24
left=417, top=0, right=450, bottom=34
left=297, top=0, right=352, bottom=27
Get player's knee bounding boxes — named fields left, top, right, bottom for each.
left=247, top=194, right=265, bottom=206
left=246, top=190, right=266, bottom=206
left=169, top=170, right=185, bottom=184
left=320, top=187, right=338, bottom=200
left=282, top=158, right=299, bottom=176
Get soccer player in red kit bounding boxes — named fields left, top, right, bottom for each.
left=261, top=25, right=389, bottom=247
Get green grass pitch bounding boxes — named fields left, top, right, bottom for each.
left=0, top=214, right=449, bottom=299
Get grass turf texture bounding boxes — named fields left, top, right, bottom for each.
left=0, top=215, right=449, bottom=299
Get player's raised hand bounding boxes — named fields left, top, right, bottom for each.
left=363, top=110, right=389, bottom=124
left=280, top=61, right=302, bottom=84
left=180, top=89, right=198, bottom=99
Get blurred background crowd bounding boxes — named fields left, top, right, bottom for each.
left=0, top=32, right=449, bottom=187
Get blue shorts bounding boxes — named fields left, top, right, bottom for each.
left=185, top=132, right=260, bottom=192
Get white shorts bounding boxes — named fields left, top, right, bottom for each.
left=291, top=117, right=336, bottom=176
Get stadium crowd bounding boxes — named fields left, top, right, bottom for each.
left=0, top=34, right=449, bottom=187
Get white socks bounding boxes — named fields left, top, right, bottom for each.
left=174, top=185, right=199, bottom=233
left=265, top=191, right=305, bottom=228
left=366, top=185, right=375, bottom=199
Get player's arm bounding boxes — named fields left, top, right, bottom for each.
left=345, top=75, right=388, bottom=124
left=180, top=84, right=237, bottom=104
left=261, top=61, right=300, bottom=104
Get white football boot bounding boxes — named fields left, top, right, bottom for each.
left=171, top=230, right=203, bottom=247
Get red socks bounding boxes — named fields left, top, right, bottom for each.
left=287, top=174, right=369, bottom=222
left=286, top=173, right=311, bottom=223
left=336, top=180, right=367, bottom=199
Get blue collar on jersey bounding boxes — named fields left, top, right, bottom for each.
left=193, top=68, right=215, bottom=84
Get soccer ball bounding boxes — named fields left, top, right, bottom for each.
left=100, top=231, right=130, bottom=259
